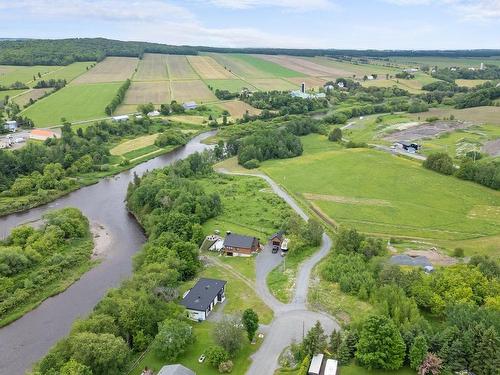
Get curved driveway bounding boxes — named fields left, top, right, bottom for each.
left=217, top=168, right=339, bottom=375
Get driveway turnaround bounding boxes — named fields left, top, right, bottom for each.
left=217, top=168, right=340, bottom=375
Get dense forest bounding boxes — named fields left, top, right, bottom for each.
left=1, top=38, right=499, bottom=66
left=0, top=208, right=93, bottom=327
left=34, top=152, right=223, bottom=375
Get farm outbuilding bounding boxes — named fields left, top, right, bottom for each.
left=269, top=230, right=285, bottom=247
left=308, top=353, right=324, bottom=375
left=223, top=233, right=260, bottom=257
left=3, top=120, right=18, bottom=132
left=112, top=115, right=129, bottom=122
left=183, top=101, right=197, bottom=110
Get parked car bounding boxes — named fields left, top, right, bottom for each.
left=198, top=354, right=206, bottom=363
left=272, top=245, right=279, bottom=254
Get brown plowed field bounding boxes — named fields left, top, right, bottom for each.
left=72, top=57, right=138, bottom=84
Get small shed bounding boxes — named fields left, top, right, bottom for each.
left=147, top=110, right=160, bottom=117
left=112, top=115, right=129, bottom=122
left=183, top=101, right=197, bottom=110
left=423, top=265, right=434, bottom=274
left=157, top=364, right=195, bottom=375
left=4, top=120, right=18, bottom=131
left=308, top=353, right=324, bottom=375
left=269, top=230, right=285, bottom=247
left=324, top=359, right=338, bottom=375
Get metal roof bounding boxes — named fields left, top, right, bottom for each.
left=309, top=354, right=324, bottom=375
left=223, top=233, right=257, bottom=249
left=180, top=278, right=226, bottom=312
left=157, top=364, right=195, bottom=375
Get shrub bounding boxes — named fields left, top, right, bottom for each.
left=243, top=159, right=260, bottom=169
left=218, top=360, right=234, bottom=373
left=423, top=152, right=454, bottom=175
left=328, top=127, right=342, bottom=142
left=453, top=247, right=464, bottom=258
left=206, top=345, right=229, bottom=367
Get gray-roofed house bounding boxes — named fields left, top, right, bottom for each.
left=180, top=278, right=226, bottom=321
left=223, top=233, right=260, bottom=257
left=157, top=364, right=196, bottom=375
left=269, top=230, right=285, bottom=248
left=183, top=101, right=197, bottom=110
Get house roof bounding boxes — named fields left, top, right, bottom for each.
left=324, top=359, right=338, bottom=375
left=269, top=230, right=284, bottom=241
left=183, top=101, right=197, bottom=108
left=157, top=364, right=195, bottom=375
left=180, top=278, right=226, bottom=312
left=223, top=233, right=258, bottom=249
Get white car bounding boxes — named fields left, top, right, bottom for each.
left=198, top=354, right=206, bottom=363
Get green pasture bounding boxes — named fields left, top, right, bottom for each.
left=205, top=79, right=255, bottom=92
left=1, top=88, right=28, bottom=99
left=22, top=82, right=121, bottom=126
left=312, top=57, right=401, bottom=76
left=260, top=134, right=500, bottom=256
left=43, top=61, right=95, bottom=83
left=0, top=65, right=62, bottom=86
left=387, top=56, right=500, bottom=68
left=231, top=54, right=305, bottom=78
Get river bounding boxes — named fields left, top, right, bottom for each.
left=0, top=131, right=216, bottom=375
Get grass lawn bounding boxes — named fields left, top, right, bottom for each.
left=205, top=79, right=256, bottom=91
left=232, top=54, right=305, bottom=78
left=128, top=321, right=262, bottom=375
left=22, top=82, right=122, bottom=126
left=110, top=133, right=160, bottom=155
left=341, top=363, right=415, bottom=375
left=260, top=134, right=500, bottom=257
left=267, top=246, right=317, bottom=303
left=200, top=173, right=293, bottom=240
left=342, top=113, right=413, bottom=145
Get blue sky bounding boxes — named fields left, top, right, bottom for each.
left=0, top=0, right=499, bottom=49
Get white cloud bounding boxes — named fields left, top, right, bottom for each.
left=199, top=0, right=335, bottom=11
left=382, top=0, right=500, bottom=20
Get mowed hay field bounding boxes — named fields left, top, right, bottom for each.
left=41, top=62, right=94, bottom=82
left=248, top=78, right=297, bottom=91
left=133, top=54, right=169, bottom=81
left=0, top=65, right=62, bottom=86
left=388, top=56, right=500, bottom=68
left=286, top=76, right=328, bottom=89
left=407, top=106, right=500, bottom=125
left=171, top=80, right=216, bottom=102
left=187, top=55, right=235, bottom=79
left=257, top=54, right=348, bottom=77
left=12, top=88, right=51, bottom=107
left=261, top=135, right=500, bottom=255
left=110, top=133, right=159, bottom=155
left=312, top=57, right=400, bottom=77
left=72, top=57, right=138, bottom=84
left=216, top=100, right=261, bottom=118
left=123, top=81, right=171, bottom=105
left=207, top=53, right=303, bottom=79
left=22, top=83, right=121, bottom=126
left=166, top=55, right=198, bottom=80
left=205, top=79, right=255, bottom=91
left=455, top=79, right=489, bottom=87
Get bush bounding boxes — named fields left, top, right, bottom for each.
left=155, top=130, right=188, bottom=147
left=423, top=152, right=454, bottom=175
left=453, top=247, right=464, bottom=258
left=218, top=360, right=234, bottom=373
left=324, top=112, right=348, bottom=125
left=328, top=127, right=342, bottom=142
left=243, top=159, right=260, bottom=169
left=345, top=141, right=368, bottom=148
left=206, top=345, right=229, bottom=367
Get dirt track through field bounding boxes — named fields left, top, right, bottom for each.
left=303, top=193, right=392, bottom=206
left=72, top=57, right=138, bottom=84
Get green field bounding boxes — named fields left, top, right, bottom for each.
left=0, top=88, right=28, bottom=99
left=312, top=57, right=401, bottom=76
left=22, top=82, right=121, bottom=126
left=260, top=134, right=500, bottom=256
left=387, top=56, right=500, bottom=68
left=0, top=65, right=62, bottom=86
left=233, top=54, right=304, bottom=77
left=42, top=62, right=95, bottom=82
left=205, top=79, right=256, bottom=91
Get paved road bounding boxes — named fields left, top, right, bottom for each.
left=218, top=168, right=340, bottom=375
left=370, top=143, right=427, bottom=161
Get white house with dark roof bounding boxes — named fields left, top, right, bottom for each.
left=180, top=278, right=226, bottom=321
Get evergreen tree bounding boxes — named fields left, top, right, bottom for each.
left=470, top=326, right=500, bottom=375
left=301, top=321, right=327, bottom=357
left=409, top=335, right=428, bottom=370
left=329, top=330, right=342, bottom=355
left=356, top=315, right=406, bottom=370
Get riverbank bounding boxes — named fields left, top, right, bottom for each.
left=0, top=209, right=95, bottom=328
left=0, top=130, right=203, bottom=218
